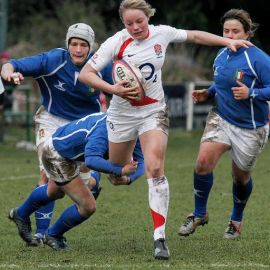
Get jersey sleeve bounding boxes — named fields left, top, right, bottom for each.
left=248, top=48, right=270, bottom=101
left=158, top=25, right=187, bottom=43
left=207, top=83, right=216, bottom=98
left=84, top=124, right=123, bottom=176
left=8, top=48, right=64, bottom=78
left=88, top=33, right=120, bottom=72
left=9, top=54, right=46, bottom=77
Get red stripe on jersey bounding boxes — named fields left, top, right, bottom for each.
left=131, top=96, right=158, bottom=106
left=117, top=35, right=158, bottom=106
left=145, top=29, right=150, bottom=39
left=117, top=37, right=134, bottom=59
left=151, top=209, right=165, bottom=229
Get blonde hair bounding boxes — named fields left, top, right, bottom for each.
left=119, top=0, right=156, bottom=21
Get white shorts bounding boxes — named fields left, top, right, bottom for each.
left=41, top=138, right=80, bottom=184
left=34, top=106, right=70, bottom=147
left=34, top=106, right=70, bottom=170
left=107, top=100, right=169, bottom=143
left=201, top=111, right=269, bottom=171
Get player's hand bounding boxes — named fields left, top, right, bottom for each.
left=121, top=160, right=138, bottom=175
left=9, top=72, right=24, bottom=85
left=231, top=80, right=249, bottom=100
left=192, top=89, right=209, bottom=103
left=113, top=80, right=141, bottom=101
left=227, top=39, right=253, bottom=52
left=107, top=174, right=131, bottom=185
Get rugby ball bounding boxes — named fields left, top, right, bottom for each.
left=112, top=59, right=145, bottom=101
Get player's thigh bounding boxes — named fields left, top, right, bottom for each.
left=197, top=142, right=230, bottom=166
left=230, top=124, right=269, bottom=171
left=47, top=180, right=64, bottom=199
left=109, top=140, right=137, bottom=165
left=138, top=105, right=169, bottom=137
left=41, top=139, right=80, bottom=184
left=140, top=129, right=168, bottom=162
left=35, top=107, right=70, bottom=174
left=140, top=130, right=168, bottom=177
left=138, top=105, right=169, bottom=163
left=106, top=114, right=138, bottom=165
left=34, top=106, right=70, bottom=147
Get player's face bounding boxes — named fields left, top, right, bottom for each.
left=68, top=38, right=90, bottom=66
left=223, top=19, right=250, bottom=40
left=122, top=9, right=149, bottom=40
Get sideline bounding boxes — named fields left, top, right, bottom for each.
left=0, top=263, right=269, bottom=269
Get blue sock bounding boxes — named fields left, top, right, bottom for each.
left=17, top=184, right=54, bottom=219
left=193, top=172, right=213, bottom=217
left=231, top=178, right=253, bottom=222
left=34, top=185, right=55, bottom=235
left=48, top=204, right=88, bottom=237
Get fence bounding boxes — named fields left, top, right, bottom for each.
left=0, top=84, right=36, bottom=143
left=0, top=81, right=213, bottom=144
left=164, top=81, right=213, bottom=130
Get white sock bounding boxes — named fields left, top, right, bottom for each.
left=147, top=176, right=169, bottom=240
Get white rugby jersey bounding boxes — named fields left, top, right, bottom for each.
left=0, top=78, right=4, bottom=94
left=89, top=24, right=187, bottom=107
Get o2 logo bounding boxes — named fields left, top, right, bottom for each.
left=138, top=63, right=157, bottom=83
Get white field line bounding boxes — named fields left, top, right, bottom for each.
left=0, top=263, right=269, bottom=269
left=176, top=163, right=194, bottom=168
left=0, top=264, right=163, bottom=269
left=0, top=174, right=39, bottom=181
left=0, top=163, right=194, bottom=182
left=211, top=263, right=270, bottom=268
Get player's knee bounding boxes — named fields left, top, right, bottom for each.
left=232, top=175, right=250, bottom=185
left=82, top=200, right=96, bottom=217
left=146, top=162, right=163, bottom=178
left=196, top=156, right=213, bottom=174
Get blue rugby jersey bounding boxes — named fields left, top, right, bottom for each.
left=52, top=112, right=144, bottom=178
left=208, top=46, right=270, bottom=129
left=9, top=49, right=112, bottom=120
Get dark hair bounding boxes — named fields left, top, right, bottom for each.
left=220, top=9, right=259, bottom=37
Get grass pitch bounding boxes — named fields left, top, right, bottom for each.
left=1, top=127, right=270, bottom=269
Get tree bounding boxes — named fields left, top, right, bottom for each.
left=7, top=0, right=108, bottom=55
left=6, top=0, right=270, bottom=81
